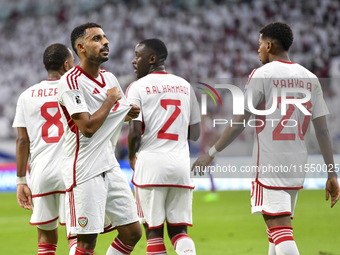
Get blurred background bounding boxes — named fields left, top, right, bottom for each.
left=1, top=0, right=340, bottom=190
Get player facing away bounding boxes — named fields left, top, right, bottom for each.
left=57, top=22, right=142, bottom=255
left=13, top=43, right=77, bottom=255
left=192, top=22, right=340, bottom=255
left=126, top=38, right=201, bottom=255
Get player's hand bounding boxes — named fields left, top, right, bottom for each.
left=107, top=87, right=122, bottom=104
left=326, top=177, right=340, bottom=208
left=191, top=153, right=214, bottom=176
left=129, top=154, right=137, bottom=171
left=17, top=184, right=32, bottom=210
left=125, top=104, right=140, bottom=122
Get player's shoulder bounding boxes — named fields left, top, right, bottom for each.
left=100, top=68, right=114, bottom=77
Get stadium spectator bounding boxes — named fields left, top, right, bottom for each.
left=192, top=22, right=340, bottom=255
left=58, top=22, right=141, bottom=255
left=12, top=43, right=77, bottom=255
left=126, top=38, right=201, bottom=255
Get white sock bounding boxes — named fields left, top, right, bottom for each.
left=269, top=226, right=299, bottom=255
left=266, top=226, right=276, bottom=255
left=171, top=233, right=196, bottom=255
left=69, top=238, right=77, bottom=255
left=106, top=237, right=134, bottom=255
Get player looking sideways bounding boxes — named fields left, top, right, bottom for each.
left=57, top=22, right=142, bottom=255
left=192, top=22, right=340, bottom=255
left=13, top=43, right=77, bottom=255
left=126, top=38, right=201, bottom=255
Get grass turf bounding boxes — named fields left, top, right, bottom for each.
left=1, top=189, right=339, bottom=254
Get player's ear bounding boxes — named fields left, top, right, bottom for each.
left=76, top=42, right=85, bottom=55
left=266, top=41, right=272, bottom=52
left=63, top=60, right=69, bottom=72
left=149, top=54, right=156, bottom=64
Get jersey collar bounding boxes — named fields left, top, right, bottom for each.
left=76, top=65, right=106, bottom=88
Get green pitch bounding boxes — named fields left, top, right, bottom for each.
left=1, top=190, right=339, bottom=254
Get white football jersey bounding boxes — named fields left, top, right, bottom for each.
left=244, top=60, right=329, bottom=189
left=58, top=66, right=131, bottom=191
left=126, top=71, right=201, bottom=188
left=13, top=79, right=65, bottom=195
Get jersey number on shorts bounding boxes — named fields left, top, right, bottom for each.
left=273, top=97, right=312, bottom=141
left=41, top=102, right=64, bottom=143
left=157, top=99, right=181, bottom=141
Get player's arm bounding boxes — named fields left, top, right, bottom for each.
left=313, top=115, right=340, bottom=207
left=188, top=123, right=200, bottom=141
left=127, top=120, right=142, bottom=170
left=72, top=87, right=121, bottom=138
left=191, top=111, right=252, bottom=175
left=15, top=127, right=32, bottom=210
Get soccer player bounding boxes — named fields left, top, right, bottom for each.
left=13, top=43, right=77, bottom=255
left=126, top=38, right=201, bottom=255
left=57, top=22, right=142, bottom=255
left=192, top=22, right=340, bottom=255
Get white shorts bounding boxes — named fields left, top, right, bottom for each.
left=251, top=181, right=299, bottom=217
left=136, top=186, right=193, bottom=229
left=66, top=167, right=138, bottom=236
left=30, top=192, right=66, bottom=228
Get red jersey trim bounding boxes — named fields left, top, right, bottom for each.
left=132, top=180, right=195, bottom=189
left=46, top=79, right=60, bottom=81
left=150, top=71, right=168, bottom=75
left=32, top=191, right=66, bottom=198
left=30, top=216, right=59, bottom=225
left=67, top=68, right=81, bottom=90
left=166, top=222, right=193, bottom=227
left=76, top=66, right=106, bottom=88
left=262, top=210, right=291, bottom=216
left=125, top=81, right=137, bottom=97
left=255, top=179, right=303, bottom=190
left=275, top=60, right=295, bottom=64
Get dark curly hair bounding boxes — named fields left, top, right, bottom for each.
left=260, top=22, right=293, bottom=51
left=43, top=43, right=71, bottom=71
left=139, top=38, right=168, bottom=62
left=70, top=22, right=101, bottom=56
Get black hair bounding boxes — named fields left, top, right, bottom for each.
left=139, top=38, right=168, bottom=62
left=70, top=22, right=102, bottom=56
left=43, top=43, right=71, bottom=71
left=259, top=22, right=293, bottom=51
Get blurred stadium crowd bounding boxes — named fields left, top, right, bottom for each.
left=1, top=0, right=340, bottom=158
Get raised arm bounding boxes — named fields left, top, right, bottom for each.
left=72, top=87, right=121, bottom=138
left=313, top=115, right=340, bottom=207
left=16, top=127, right=32, bottom=210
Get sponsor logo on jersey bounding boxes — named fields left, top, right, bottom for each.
left=78, top=217, right=88, bottom=227
left=75, top=96, right=82, bottom=104
left=92, top=88, right=100, bottom=94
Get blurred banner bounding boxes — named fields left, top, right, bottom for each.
left=1, top=155, right=339, bottom=192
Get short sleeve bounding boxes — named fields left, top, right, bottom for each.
left=189, top=85, right=201, bottom=125
left=12, top=93, right=26, bottom=128
left=60, top=89, right=89, bottom=116
left=244, top=68, right=264, bottom=112
left=125, top=82, right=142, bottom=122
left=311, top=80, right=329, bottom=119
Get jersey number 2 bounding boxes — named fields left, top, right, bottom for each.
left=157, top=99, right=181, bottom=141
left=41, top=102, right=64, bottom=143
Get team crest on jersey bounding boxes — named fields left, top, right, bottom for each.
left=75, top=95, right=82, bottom=104
left=78, top=217, right=88, bottom=227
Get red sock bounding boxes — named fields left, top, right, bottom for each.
left=110, top=237, right=134, bottom=254
left=75, top=247, right=94, bottom=255
left=269, top=226, right=294, bottom=245
left=147, top=237, right=167, bottom=255
left=38, top=243, right=57, bottom=255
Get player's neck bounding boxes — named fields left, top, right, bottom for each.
left=149, top=65, right=165, bottom=74
left=79, top=62, right=101, bottom=78
left=269, top=52, right=291, bottom=63
left=47, top=70, right=62, bottom=80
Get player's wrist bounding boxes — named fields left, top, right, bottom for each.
left=208, top=145, right=219, bottom=157
left=16, top=176, right=27, bottom=185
